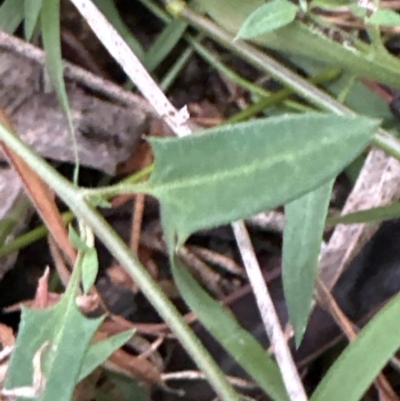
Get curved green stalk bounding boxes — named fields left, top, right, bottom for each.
left=0, top=124, right=242, bottom=401
left=177, top=4, right=400, bottom=161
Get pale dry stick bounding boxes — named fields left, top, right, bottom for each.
left=64, top=1, right=308, bottom=399
left=232, top=221, right=308, bottom=401
left=187, top=245, right=246, bottom=278
left=68, top=0, right=191, bottom=137
left=246, top=210, right=286, bottom=234
left=140, top=230, right=227, bottom=296
left=178, top=246, right=225, bottom=297
left=136, top=336, right=164, bottom=362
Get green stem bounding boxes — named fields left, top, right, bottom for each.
left=0, top=211, right=75, bottom=258
left=0, top=124, right=240, bottom=401
left=119, top=164, right=154, bottom=184
left=226, top=68, right=339, bottom=124
left=140, top=0, right=312, bottom=111
left=177, top=5, right=400, bottom=160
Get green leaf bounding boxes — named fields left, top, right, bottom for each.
left=0, top=0, right=24, bottom=33
left=236, top=0, right=298, bottom=39
left=144, top=114, right=378, bottom=247
left=171, top=255, right=289, bottom=401
left=81, top=247, right=99, bottom=294
left=283, top=180, right=333, bottom=347
left=311, top=289, right=400, bottom=401
left=367, top=8, right=400, bottom=26
left=4, top=261, right=103, bottom=401
left=24, top=0, right=43, bottom=40
left=78, top=329, right=135, bottom=382
left=199, top=0, right=400, bottom=87
left=145, top=19, right=188, bottom=72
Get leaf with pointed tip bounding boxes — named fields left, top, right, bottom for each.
left=4, top=265, right=103, bottom=401
left=24, top=0, right=42, bottom=40
left=144, top=114, right=378, bottom=248
left=236, top=0, right=298, bottom=39
left=283, top=180, right=333, bottom=346
left=78, top=329, right=135, bottom=382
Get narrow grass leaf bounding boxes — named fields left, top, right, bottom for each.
left=41, top=0, right=79, bottom=183
left=283, top=180, right=333, bottom=347
left=327, top=201, right=400, bottom=227
left=171, top=255, right=289, bottom=401
left=78, top=329, right=135, bottom=382
left=145, top=19, right=188, bottom=72
left=4, top=263, right=103, bottom=401
left=311, top=289, right=400, bottom=401
left=24, top=0, right=43, bottom=40
left=0, top=0, right=24, bottom=33
left=145, top=114, right=378, bottom=247
left=236, top=0, right=299, bottom=39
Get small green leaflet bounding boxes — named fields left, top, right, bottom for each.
left=143, top=114, right=378, bottom=248
left=236, top=0, right=298, bottom=39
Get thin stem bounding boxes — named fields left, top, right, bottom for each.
left=178, top=5, right=400, bottom=160
left=226, top=68, right=339, bottom=124
left=119, top=164, right=154, bottom=184
left=0, top=122, right=241, bottom=401
left=69, top=0, right=191, bottom=136
left=179, top=6, right=347, bottom=114
left=0, top=211, right=75, bottom=259
left=140, top=0, right=313, bottom=111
